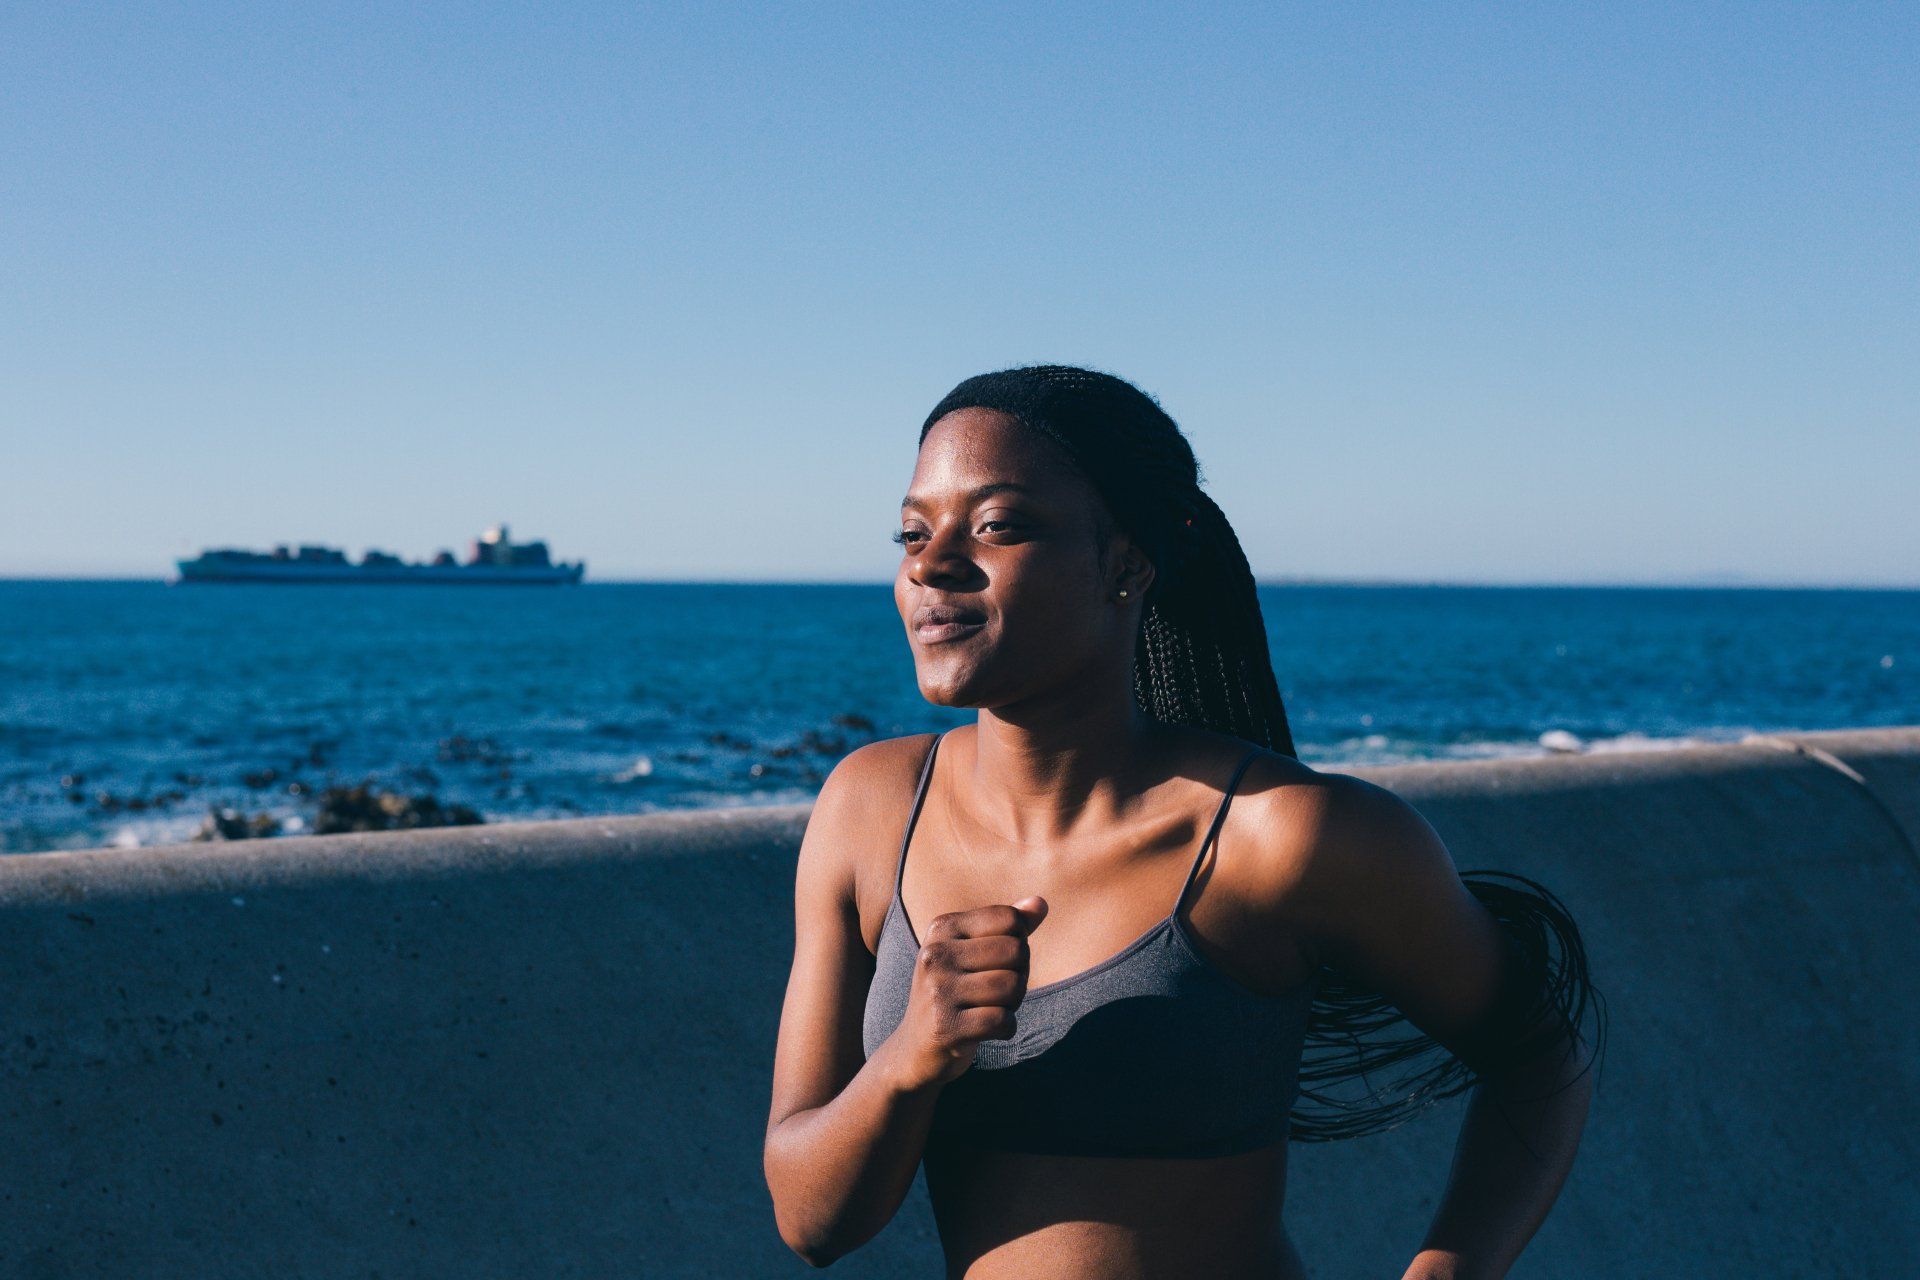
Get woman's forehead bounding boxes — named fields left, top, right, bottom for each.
left=914, top=409, right=1081, bottom=492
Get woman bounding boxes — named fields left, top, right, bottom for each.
left=764, top=365, right=1605, bottom=1278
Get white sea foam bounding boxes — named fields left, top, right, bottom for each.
left=104, top=813, right=205, bottom=850
left=1317, top=727, right=1749, bottom=768
left=1581, top=731, right=1723, bottom=754
left=612, top=755, right=655, bottom=783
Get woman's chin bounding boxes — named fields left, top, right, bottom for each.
left=919, top=687, right=981, bottom=710
left=915, top=668, right=991, bottom=709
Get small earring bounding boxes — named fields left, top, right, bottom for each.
left=1117, top=588, right=1130, bottom=599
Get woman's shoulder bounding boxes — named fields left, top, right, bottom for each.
left=1226, top=745, right=1459, bottom=945
left=1165, top=724, right=1331, bottom=804
left=805, top=731, right=948, bottom=950
left=809, top=730, right=947, bottom=837
left=821, top=729, right=945, bottom=797
left=1165, top=727, right=1423, bottom=889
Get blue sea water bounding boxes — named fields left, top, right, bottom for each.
left=1, top=581, right=1914, bottom=854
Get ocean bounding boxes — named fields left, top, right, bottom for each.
left=2, top=580, right=1913, bottom=854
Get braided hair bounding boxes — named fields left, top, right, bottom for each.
left=920, top=364, right=1608, bottom=1144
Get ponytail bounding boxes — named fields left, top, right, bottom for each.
left=1292, top=868, right=1606, bottom=1142
left=920, top=364, right=1609, bottom=1141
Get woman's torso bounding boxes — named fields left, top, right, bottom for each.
left=922, top=1140, right=1306, bottom=1279
left=860, top=726, right=1320, bottom=1279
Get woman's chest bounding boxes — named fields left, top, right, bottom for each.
left=862, top=895, right=1318, bottom=1160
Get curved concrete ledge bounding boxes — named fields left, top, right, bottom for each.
left=1743, top=726, right=1920, bottom=858
left=4, top=727, right=1917, bottom=1277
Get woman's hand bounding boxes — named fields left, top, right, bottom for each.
left=884, top=896, right=1048, bottom=1090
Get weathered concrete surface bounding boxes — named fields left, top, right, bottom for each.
left=3, top=727, right=1917, bottom=1278
left=1746, top=726, right=1920, bottom=858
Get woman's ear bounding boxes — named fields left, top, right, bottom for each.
left=1113, top=537, right=1156, bottom=600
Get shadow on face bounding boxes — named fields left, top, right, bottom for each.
left=895, top=408, right=1154, bottom=711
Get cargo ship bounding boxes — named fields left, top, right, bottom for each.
left=175, top=525, right=585, bottom=585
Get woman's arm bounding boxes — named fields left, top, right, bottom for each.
left=1405, top=1032, right=1593, bottom=1280
left=1276, top=773, right=1595, bottom=1280
left=763, top=746, right=944, bottom=1266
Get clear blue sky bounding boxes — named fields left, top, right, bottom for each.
left=3, top=2, right=1914, bottom=584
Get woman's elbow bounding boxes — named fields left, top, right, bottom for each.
left=766, top=1133, right=852, bottom=1267
left=770, top=1198, right=846, bottom=1270
left=779, top=1227, right=844, bottom=1269
left=773, top=1210, right=853, bottom=1269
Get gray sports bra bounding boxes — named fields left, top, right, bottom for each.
left=861, top=729, right=1320, bottom=1159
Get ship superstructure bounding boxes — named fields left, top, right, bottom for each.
left=175, top=525, right=585, bottom=584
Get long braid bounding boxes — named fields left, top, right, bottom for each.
left=919, top=364, right=1608, bottom=1143
left=1136, top=487, right=1295, bottom=756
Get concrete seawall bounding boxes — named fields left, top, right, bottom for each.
left=5, top=727, right=1917, bottom=1278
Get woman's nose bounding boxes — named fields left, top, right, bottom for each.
left=912, top=525, right=976, bottom=587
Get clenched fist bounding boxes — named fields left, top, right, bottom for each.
left=886, top=895, right=1049, bottom=1090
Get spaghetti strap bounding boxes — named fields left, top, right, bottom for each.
left=895, top=729, right=947, bottom=897
left=1173, top=747, right=1263, bottom=916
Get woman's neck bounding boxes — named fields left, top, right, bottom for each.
left=954, top=709, right=1175, bottom=848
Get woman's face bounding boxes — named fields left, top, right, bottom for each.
left=894, top=407, right=1150, bottom=709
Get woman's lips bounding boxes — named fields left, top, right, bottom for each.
left=916, top=620, right=986, bottom=644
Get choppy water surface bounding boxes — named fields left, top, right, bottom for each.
left=2, top=581, right=1913, bottom=853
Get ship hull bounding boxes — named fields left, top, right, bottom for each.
left=175, top=560, right=584, bottom=585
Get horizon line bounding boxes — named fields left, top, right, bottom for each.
left=3, top=573, right=1917, bottom=592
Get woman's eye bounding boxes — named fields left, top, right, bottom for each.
left=892, top=521, right=1018, bottom=547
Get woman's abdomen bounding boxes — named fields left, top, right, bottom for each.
left=922, top=1137, right=1304, bottom=1280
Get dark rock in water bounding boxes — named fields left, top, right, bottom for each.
left=768, top=728, right=855, bottom=760
left=195, top=807, right=283, bottom=841
left=313, top=784, right=484, bottom=835
left=705, top=730, right=755, bottom=751
left=241, top=768, right=280, bottom=790
left=799, top=728, right=848, bottom=755
left=831, top=712, right=877, bottom=733
left=435, top=735, right=511, bottom=767
left=91, top=785, right=186, bottom=814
